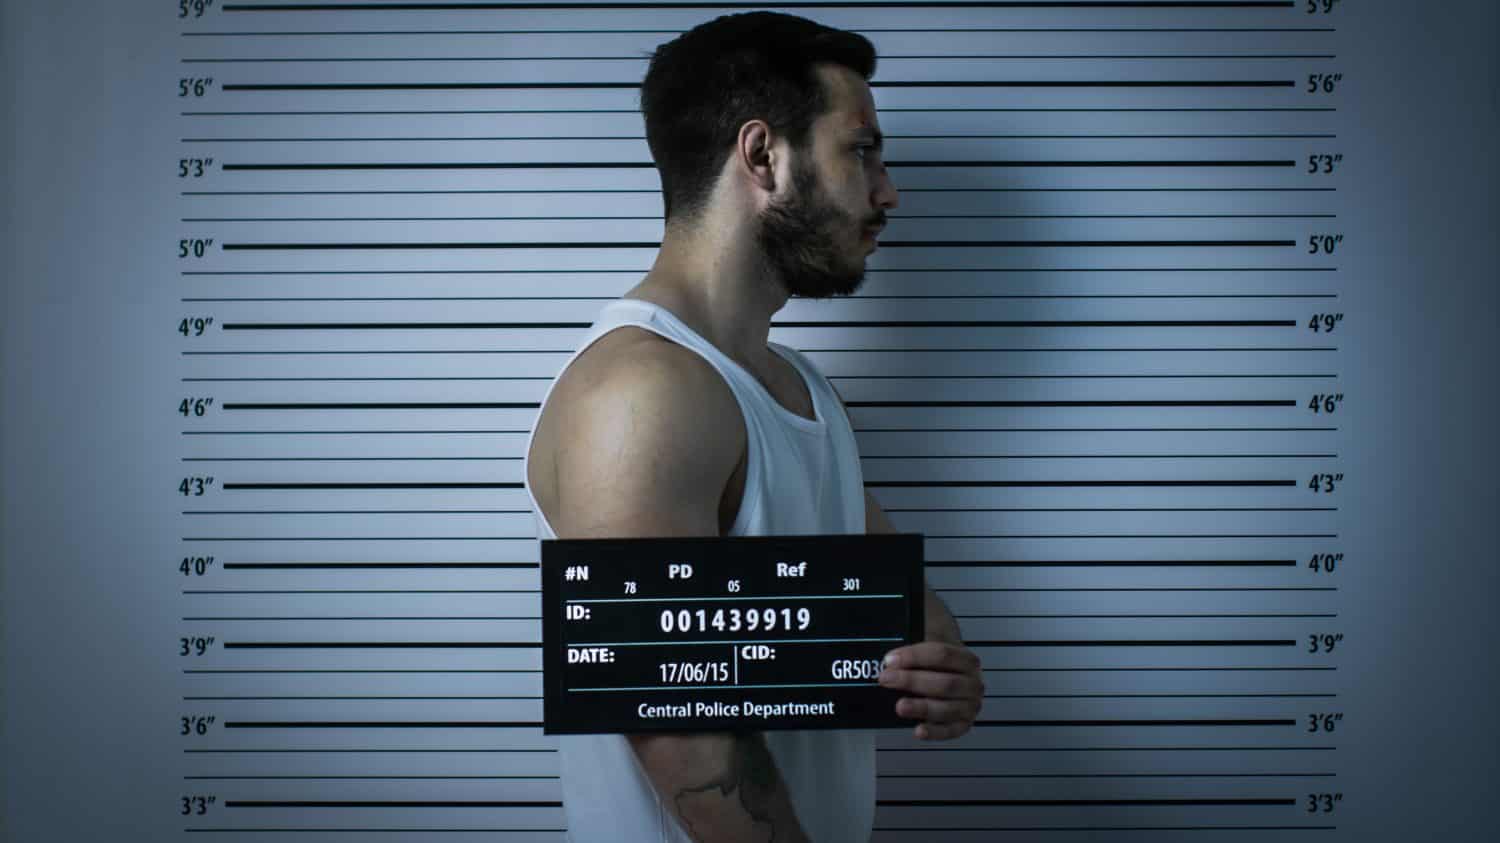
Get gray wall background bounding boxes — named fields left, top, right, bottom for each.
left=3, top=1, right=1496, bottom=840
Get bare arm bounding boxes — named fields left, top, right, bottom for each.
left=551, top=345, right=812, bottom=842
left=863, top=489, right=962, bottom=646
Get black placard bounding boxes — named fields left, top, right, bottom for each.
left=541, top=533, right=925, bottom=734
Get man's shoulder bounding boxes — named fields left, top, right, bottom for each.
left=549, top=325, right=746, bottom=457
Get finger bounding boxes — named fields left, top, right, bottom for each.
left=880, top=665, right=985, bottom=701
left=885, top=641, right=981, bottom=674
left=915, top=719, right=973, bottom=741
left=894, top=695, right=979, bottom=727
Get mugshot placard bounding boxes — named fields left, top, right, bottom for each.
left=541, top=533, right=925, bottom=734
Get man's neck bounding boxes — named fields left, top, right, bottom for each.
left=628, top=232, right=790, bottom=377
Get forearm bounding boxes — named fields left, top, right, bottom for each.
left=628, top=731, right=812, bottom=843
left=925, top=583, right=962, bottom=645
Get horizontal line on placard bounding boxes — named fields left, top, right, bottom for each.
left=219, top=319, right=1300, bottom=329
left=981, top=667, right=1335, bottom=671
left=182, top=295, right=1343, bottom=302
left=222, top=160, right=1301, bottom=170
left=219, top=239, right=1301, bottom=250
left=942, top=587, right=1335, bottom=591
left=216, top=560, right=535, bottom=567
left=188, top=56, right=1338, bottom=66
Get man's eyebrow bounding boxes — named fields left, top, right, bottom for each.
left=853, top=127, right=884, bottom=151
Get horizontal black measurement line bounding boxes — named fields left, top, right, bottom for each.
left=224, top=800, right=561, bottom=809
left=960, top=615, right=1336, bottom=619
left=926, top=534, right=1336, bottom=538
left=183, top=427, right=1337, bottom=434
left=881, top=745, right=1330, bottom=751
left=221, top=239, right=1297, bottom=250
left=223, top=642, right=540, bottom=648
left=177, top=266, right=1336, bottom=273
left=183, top=775, right=563, bottom=779
left=184, top=696, right=1336, bottom=703
left=184, top=189, right=1338, bottom=196
left=981, top=667, right=1333, bottom=671
left=180, top=375, right=1340, bottom=381
left=185, top=669, right=542, bottom=673
left=222, top=561, right=534, bottom=568
left=968, top=639, right=1296, bottom=647
left=220, top=319, right=1298, bottom=329
left=186, top=348, right=1340, bottom=355
left=900, top=504, right=1338, bottom=513
left=871, top=830, right=1335, bottom=834
left=222, top=160, right=1297, bottom=170
left=880, top=771, right=1335, bottom=777
left=186, top=617, right=541, bottom=621
left=181, top=296, right=1338, bottom=302
left=927, top=559, right=1298, bottom=567
left=184, top=748, right=554, bottom=752
left=185, top=30, right=1335, bottom=39
left=185, top=587, right=1340, bottom=594
left=221, top=403, right=533, bottom=409
left=947, top=587, right=1334, bottom=591
left=186, top=508, right=1333, bottom=515
left=219, top=400, right=1301, bottom=410
left=880, top=797, right=1294, bottom=806
left=218, top=719, right=1298, bottom=730
left=221, top=3, right=1300, bottom=12
left=220, top=482, right=523, bottom=489
left=221, top=80, right=1298, bottom=92
left=198, top=454, right=1337, bottom=461
left=224, top=722, right=540, bottom=729
left=184, top=589, right=540, bottom=593
left=188, top=533, right=1333, bottom=541
left=869, top=480, right=1298, bottom=487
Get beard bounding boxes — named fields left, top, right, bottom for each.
left=752, top=154, right=872, bottom=300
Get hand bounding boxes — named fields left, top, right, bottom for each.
left=878, top=640, right=984, bottom=741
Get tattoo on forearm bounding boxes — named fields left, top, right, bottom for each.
left=673, top=732, right=784, bottom=842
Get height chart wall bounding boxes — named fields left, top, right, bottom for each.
left=3, top=1, right=1496, bottom=841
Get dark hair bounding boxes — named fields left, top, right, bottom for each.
left=638, top=11, right=878, bottom=229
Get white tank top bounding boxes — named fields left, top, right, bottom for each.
left=523, top=297, right=877, bottom=842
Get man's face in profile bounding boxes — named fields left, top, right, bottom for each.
left=753, top=66, right=895, bottom=301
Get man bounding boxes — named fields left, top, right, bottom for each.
left=523, top=11, right=984, bottom=841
